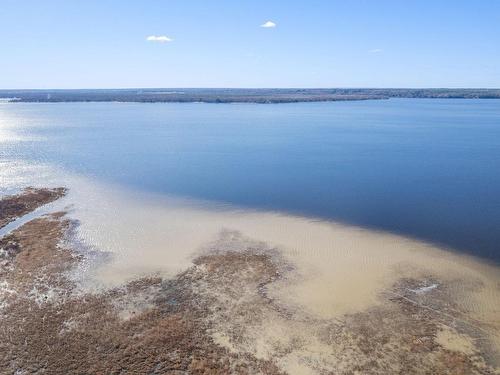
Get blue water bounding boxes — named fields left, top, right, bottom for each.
left=1, top=99, right=499, bottom=262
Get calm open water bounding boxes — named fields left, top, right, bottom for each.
left=1, top=99, right=499, bottom=262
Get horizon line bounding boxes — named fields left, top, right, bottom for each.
left=1, top=87, right=500, bottom=91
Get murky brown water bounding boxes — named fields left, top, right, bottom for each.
left=51, top=178, right=499, bottom=370
left=2, top=163, right=500, bottom=373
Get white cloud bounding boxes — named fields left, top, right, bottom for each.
left=260, top=21, right=276, bottom=28
left=369, top=48, right=383, bottom=53
left=146, top=35, right=173, bottom=43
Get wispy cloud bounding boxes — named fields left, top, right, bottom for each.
left=369, top=48, right=383, bottom=53
left=260, top=21, right=276, bottom=28
left=146, top=35, right=173, bottom=43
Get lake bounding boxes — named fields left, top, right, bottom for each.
left=1, top=98, right=499, bottom=262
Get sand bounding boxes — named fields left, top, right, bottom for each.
left=1, top=180, right=499, bottom=374
left=63, top=181, right=500, bottom=330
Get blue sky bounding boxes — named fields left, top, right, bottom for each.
left=1, top=0, right=499, bottom=88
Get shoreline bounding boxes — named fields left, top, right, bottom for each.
left=1, top=188, right=499, bottom=374
left=0, top=187, right=66, bottom=228
left=2, top=88, right=500, bottom=104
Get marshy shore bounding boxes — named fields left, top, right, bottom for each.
left=1, top=188, right=499, bottom=374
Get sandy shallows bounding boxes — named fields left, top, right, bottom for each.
left=67, top=184, right=500, bottom=330
left=190, top=230, right=500, bottom=374
left=0, top=215, right=286, bottom=374
left=1, top=186, right=500, bottom=374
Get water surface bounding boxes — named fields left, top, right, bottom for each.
left=1, top=99, right=499, bottom=262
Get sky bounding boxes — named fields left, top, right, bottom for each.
left=1, top=0, right=499, bottom=89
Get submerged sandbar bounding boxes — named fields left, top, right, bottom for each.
left=0, top=187, right=499, bottom=374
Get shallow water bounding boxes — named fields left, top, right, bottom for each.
left=1, top=99, right=499, bottom=261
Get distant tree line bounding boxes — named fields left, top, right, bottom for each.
left=1, top=88, right=499, bottom=103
